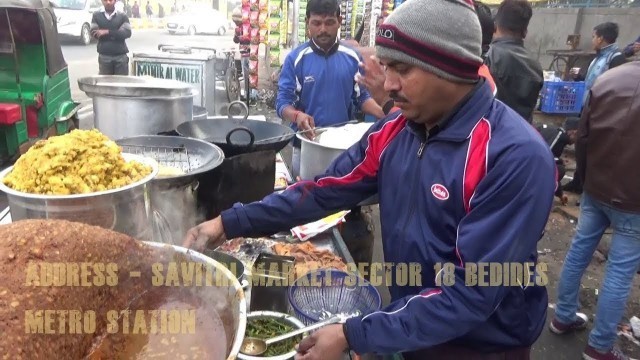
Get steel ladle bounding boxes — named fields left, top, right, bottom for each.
left=252, top=120, right=359, bottom=144
left=240, top=315, right=342, bottom=356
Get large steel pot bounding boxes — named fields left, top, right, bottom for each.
left=78, top=75, right=195, bottom=140
left=0, top=153, right=159, bottom=241
left=193, top=105, right=208, bottom=120
left=143, top=241, right=247, bottom=360
left=115, top=135, right=225, bottom=245
left=297, top=132, right=346, bottom=181
left=297, top=124, right=379, bottom=206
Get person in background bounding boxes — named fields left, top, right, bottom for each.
left=474, top=0, right=494, bottom=58
left=131, top=1, right=140, bottom=18
left=550, top=61, right=640, bottom=360
left=622, top=34, right=640, bottom=59
left=572, top=22, right=624, bottom=105
left=91, top=0, right=132, bottom=75
left=145, top=1, right=152, bottom=18
left=182, top=0, right=556, bottom=358
left=535, top=118, right=579, bottom=205
left=276, top=0, right=384, bottom=179
left=564, top=22, right=624, bottom=196
left=485, top=0, right=543, bottom=123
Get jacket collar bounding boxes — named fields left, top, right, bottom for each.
left=596, top=43, right=619, bottom=56
left=310, top=37, right=340, bottom=56
left=406, top=79, right=494, bottom=142
left=491, top=36, right=524, bottom=47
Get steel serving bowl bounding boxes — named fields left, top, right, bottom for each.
left=238, top=311, right=307, bottom=360
left=142, top=241, right=248, bottom=359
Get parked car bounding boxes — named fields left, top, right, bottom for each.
left=51, top=0, right=101, bottom=45
left=165, top=8, right=229, bottom=36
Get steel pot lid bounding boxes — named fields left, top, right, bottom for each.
left=78, top=75, right=194, bottom=98
left=115, top=135, right=225, bottom=179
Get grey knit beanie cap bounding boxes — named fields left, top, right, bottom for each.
left=376, top=0, right=483, bottom=83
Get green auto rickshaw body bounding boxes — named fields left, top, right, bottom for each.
left=0, top=0, right=78, bottom=162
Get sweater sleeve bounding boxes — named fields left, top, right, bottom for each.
left=109, top=16, right=132, bottom=40
left=90, top=12, right=98, bottom=31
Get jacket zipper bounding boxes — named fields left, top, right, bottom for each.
left=396, top=133, right=428, bottom=262
left=417, top=141, right=426, bottom=158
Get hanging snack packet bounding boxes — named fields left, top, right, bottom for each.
left=268, top=18, right=280, bottom=32
left=269, top=49, right=280, bottom=67
left=249, top=60, right=259, bottom=75
left=259, top=0, right=268, bottom=11
left=259, top=11, right=268, bottom=27
left=250, top=10, right=259, bottom=27
left=250, top=74, right=259, bottom=88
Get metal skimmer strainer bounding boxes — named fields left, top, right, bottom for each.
left=115, top=135, right=225, bottom=177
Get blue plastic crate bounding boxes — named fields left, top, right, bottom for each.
left=540, top=81, right=585, bottom=115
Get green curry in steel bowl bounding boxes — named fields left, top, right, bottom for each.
left=239, top=311, right=307, bottom=360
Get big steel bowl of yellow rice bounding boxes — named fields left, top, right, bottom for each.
left=0, top=129, right=159, bottom=240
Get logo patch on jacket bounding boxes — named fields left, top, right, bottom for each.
left=431, top=184, right=449, bottom=200
left=304, top=76, right=315, bottom=83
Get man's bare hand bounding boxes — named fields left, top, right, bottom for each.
left=356, top=55, right=389, bottom=105
left=633, top=42, right=640, bottom=54
left=295, top=324, right=348, bottom=360
left=296, top=112, right=316, bottom=139
left=182, top=216, right=227, bottom=252
left=92, top=29, right=109, bottom=38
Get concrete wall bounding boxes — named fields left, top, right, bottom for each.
left=524, top=7, right=640, bottom=70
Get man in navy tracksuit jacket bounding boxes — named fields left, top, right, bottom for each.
left=183, top=0, right=556, bottom=358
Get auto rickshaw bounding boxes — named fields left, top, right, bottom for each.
left=0, top=0, right=79, bottom=164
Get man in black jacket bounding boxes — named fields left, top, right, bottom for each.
left=91, top=0, right=132, bottom=75
left=485, top=0, right=543, bottom=123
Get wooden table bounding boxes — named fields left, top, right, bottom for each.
left=546, top=49, right=596, bottom=80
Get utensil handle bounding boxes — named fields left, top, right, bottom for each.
left=253, top=120, right=360, bottom=144
left=228, top=100, right=249, bottom=121
left=226, top=126, right=255, bottom=147
left=265, top=316, right=341, bottom=345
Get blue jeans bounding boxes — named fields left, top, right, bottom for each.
left=555, top=192, right=640, bottom=351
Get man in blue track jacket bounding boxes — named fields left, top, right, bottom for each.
left=275, top=0, right=385, bottom=179
left=183, top=0, right=556, bottom=358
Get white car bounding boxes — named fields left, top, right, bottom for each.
left=51, top=0, right=102, bottom=45
left=165, top=8, right=230, bottom=36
